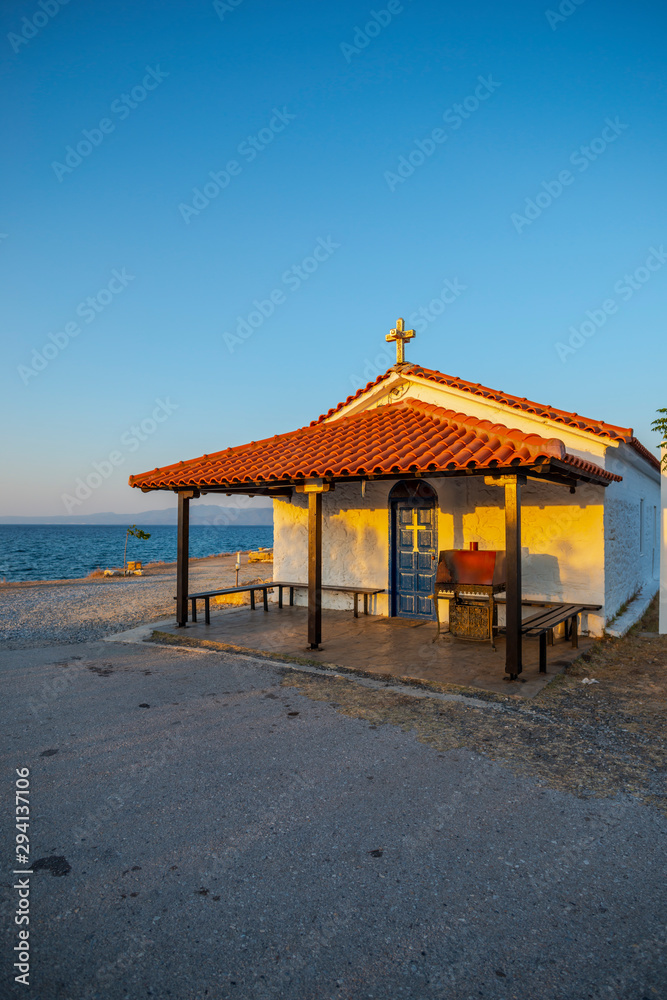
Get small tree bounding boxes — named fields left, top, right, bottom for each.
left=124, top=525, right=151, bottom=575
left=652, top=409, right=667, bottom=469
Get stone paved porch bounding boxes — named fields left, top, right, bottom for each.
left=154, top=605, right=595, bottom=698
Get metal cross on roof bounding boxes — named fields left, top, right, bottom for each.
left=386, top=317, right=415, bottom=364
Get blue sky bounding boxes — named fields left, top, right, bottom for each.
left=1, top=0, right=665, bottom=516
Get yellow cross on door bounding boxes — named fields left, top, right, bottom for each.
left=403, top=511, right=422, bottom=552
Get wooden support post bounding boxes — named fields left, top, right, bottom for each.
left=539, top=632, right=547, bottom=673
left=504, top=477, right=523, bottom=678
left=176, top=492, right=190, bottom=627
left=308, top=490, right=322, bottom=648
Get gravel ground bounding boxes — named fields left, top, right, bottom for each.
left=0, top=554, right=271, bottom=649
left=1, top=636, right=666, bottom=1000
left=281, top=620, right=667, bottom=814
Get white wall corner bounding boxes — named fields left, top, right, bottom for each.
left=607, top=581, right=659, bottom=638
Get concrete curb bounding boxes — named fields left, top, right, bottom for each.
left=148, top=628, right=558, bottom=707
left=101, top=618, right=513, bottom=710
left=101, top=621, right=161, bottom=644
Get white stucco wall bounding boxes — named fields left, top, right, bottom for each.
left=430, top=477, right=606, bottom=635
left=272, top=475, right=607, bottom=633
left=271, top=372, right=658, bottom=638
left=603, top=442, right=661, bottom=624
left=272, top=481, right=393, bottom=615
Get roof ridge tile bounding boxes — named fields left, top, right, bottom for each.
left=314, top=364, right=655, bottom=469
left=130, top=396, right=617, bottom=490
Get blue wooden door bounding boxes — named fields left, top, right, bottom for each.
left=393, top=501, right=437, bottom=618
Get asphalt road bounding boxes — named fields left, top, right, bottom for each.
left=1, top=637, right=665, bottom=999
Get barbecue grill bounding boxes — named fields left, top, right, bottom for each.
left=433, top=547, right=506, bottom=648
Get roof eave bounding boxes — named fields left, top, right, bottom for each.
left=129, top=460, right=615, bottom=495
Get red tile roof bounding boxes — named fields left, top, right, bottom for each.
left=129, top=397, right=620, bottom=492
left=320, top=365, right=660, bottom=471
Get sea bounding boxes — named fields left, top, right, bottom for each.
left=0, top=524, right=274, bottom=583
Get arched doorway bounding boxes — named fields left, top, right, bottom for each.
left=389, top=480, right=437, bottom=619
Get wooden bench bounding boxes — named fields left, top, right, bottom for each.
left=187, top=584, right=273, bottom=625
left=272, top=582, right=385, bottom=618
left=511, top=603, right=600, bottom=673
left=186, top=582, right=385, bottom=625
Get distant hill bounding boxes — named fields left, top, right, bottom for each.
left=0, top=504, right=274, bottom=526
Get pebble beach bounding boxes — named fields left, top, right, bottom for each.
left=0, top=551, right=272, bottom=649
